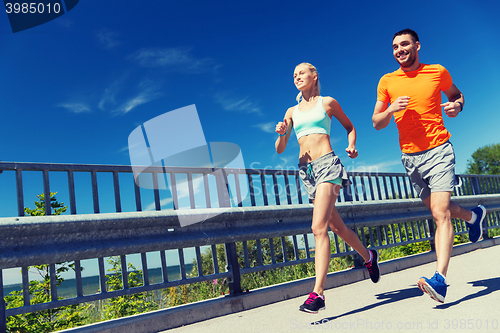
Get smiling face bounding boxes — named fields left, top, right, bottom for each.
left=393, top=34, right=420, bottom=71
left=294, top=64, right=317, bottom=91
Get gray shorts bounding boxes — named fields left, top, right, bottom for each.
left=401, top=141, right=457, bottom=200
left=298, top=151, right=351, bottom=200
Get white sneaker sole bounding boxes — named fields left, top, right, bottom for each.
left=475, top=205, right=486, bottom=242
left=299, top=306, right=325, bottom=314
left=418, top=279, right=445, bottom=303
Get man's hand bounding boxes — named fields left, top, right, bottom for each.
left=441, top=101, right=461, bottom=118
left=389, top=96, right=411, bottom=113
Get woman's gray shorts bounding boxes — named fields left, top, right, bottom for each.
left=401, top=141, right=458, bottom=200
left=298, top=151, right=351, bottom=200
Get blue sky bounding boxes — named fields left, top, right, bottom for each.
left=1, top=0, right=499, bottom=176
left=1, top=1, right=500, bottom=282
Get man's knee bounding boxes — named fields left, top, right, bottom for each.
left=430, top=204, right=452, bottom=224
left=428, top=192, right=452, bottom=220
left=432, top=212, right=451, bottom=224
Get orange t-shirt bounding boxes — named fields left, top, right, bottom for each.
left=377, top=64, right=453, bottom=154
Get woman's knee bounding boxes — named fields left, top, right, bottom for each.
left=311, top=221, right=329, bottom=237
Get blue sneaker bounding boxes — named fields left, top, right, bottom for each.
left=417, top=272, right=447, bottom=303
left=468, top=205, right=486, bottom=243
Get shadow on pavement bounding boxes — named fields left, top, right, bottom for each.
left=435, top=277, right=500, bottom=309
left=313, top=285, right=423, bottom=325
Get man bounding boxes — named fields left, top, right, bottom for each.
left=372, top=28, right=486, bottom=303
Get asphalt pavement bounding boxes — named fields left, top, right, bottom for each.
left=165, top=245, right=500, bottom=333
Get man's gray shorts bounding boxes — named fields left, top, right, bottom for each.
left=298, top=151, right=351, bottom=200
left=401, top=141, right=458, bottom=200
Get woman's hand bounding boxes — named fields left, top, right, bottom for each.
left=345, top=147, right=358, bottom=159
left=276, top=119, right=288, bottom=136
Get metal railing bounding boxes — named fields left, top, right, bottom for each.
left=1, top=161, right=500, bottom=332
left=1, top=161, right=499, bottom=216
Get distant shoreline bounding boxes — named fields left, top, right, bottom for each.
left=4, top=264, right=194, bottom=298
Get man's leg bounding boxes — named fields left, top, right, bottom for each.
left=423, top=194, right=485, bottom=243
left=423, top=196, right=472, bottom=222
left=418, top=191, right=453, bottom=303
left=423, top=191, right=454, bottom=276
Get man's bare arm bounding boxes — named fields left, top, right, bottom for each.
left=441, top=84, right=464, bottom=118
left=372, top=96, right=410, bottom=130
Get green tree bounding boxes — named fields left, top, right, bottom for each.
left=24, top=192, right=68, bottom=216
left=6, top=193, right=88, bottom=333
left=5, top=264, right=87, bottom=333
left=465, top=143, right=500, bottom=175
left=102, top=256, right=158, bottom=319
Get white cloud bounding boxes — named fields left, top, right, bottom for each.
left=98, top=78, right=122, bottom=111
left=118, top=146, right=129, bottom=153
left=143, top=175, right=205, bottom=211
left=61, top=77, right=162, bottom=116
left=253, top=122, right=276, bottom=133
left=55, top=18, right=73, bottom=28
left=176, top=176, right=205, bottom=199
left=214, top=93, right=262, bottom=115
left=98, top=78, right=163, bottom=115
left=144, top=197, right=173, bottom=212
left=129, top=47, right=215, bottom=73
left=58, top=103, right=91, bottom=114
left=117, top=94, right=152, bottom=114
left=97, top=30, right=121, bottom=49
left=113, top=88, right=162, bottom=115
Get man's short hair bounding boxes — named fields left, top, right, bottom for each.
left=393, top=28, right=419, bottom=42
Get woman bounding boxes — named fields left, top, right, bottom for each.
left=275, top=63, right=380, bottom=314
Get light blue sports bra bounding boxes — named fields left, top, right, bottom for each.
left=292, top=96, right=331, bottom=139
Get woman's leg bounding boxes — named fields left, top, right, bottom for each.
left=326, top=186, right=381, bottom=284
left=326, top=202, right=370, bottom=262
left=310, top=182, right=339, bottom=295
left=311, top=182, right=378, bottom=295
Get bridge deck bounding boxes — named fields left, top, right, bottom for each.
left=166, top=245, right=500, bottom=333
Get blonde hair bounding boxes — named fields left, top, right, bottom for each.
left=295, top=62, right=321, bottom=103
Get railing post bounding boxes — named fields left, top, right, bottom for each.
left=344, top=180, right=354, bottom=202
left=215, top=168, right=243, bottom=295
left=0, top=269, right=6, bottom=333
left=224, top=242, right=243, bottom=295
left=427, top=219, right=436, bottom=252
left=15, top=169, right=24, bottom=217
left=352, top=253, right=364, bottom=268
left=214, top=168, right=231, bottom=208
left=482, top=216, right=490, bottom=241
left=351, top=227, right=364, bottom=268
left=345, top=180, right=358, bottom=267
left=464, top=177, right=490, bottom=240
left=471, top=177, right=482, bottom=195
